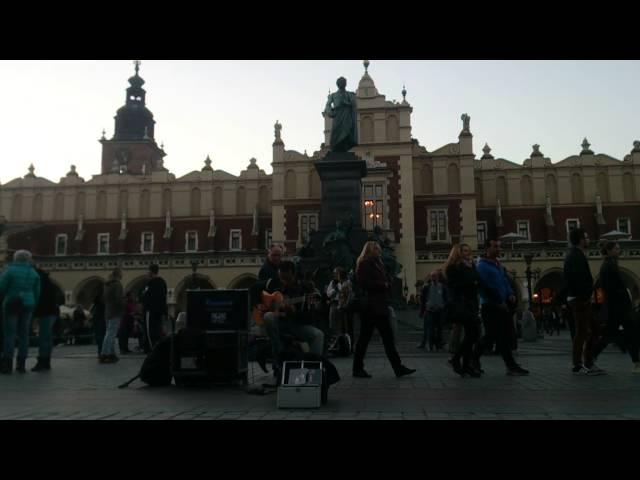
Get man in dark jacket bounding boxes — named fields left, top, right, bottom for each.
left=32, top=267, right=63, bottom=371
left=475, top=239, right=529, bottom=376
left=141, top=264, right=168, bottom=353
left=563, top=228, right=602, bottom=375
left=258, top=244, right=283, bottom=283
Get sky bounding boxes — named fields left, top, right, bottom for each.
left=1, top=60, right=639, bottom=184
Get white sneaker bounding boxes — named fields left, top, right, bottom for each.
left=572, top=365, right=590, bottom=375
left=587, top=364, right=606, bottom=376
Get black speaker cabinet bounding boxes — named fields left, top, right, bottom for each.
left=172, top=329, right=248, bottom=386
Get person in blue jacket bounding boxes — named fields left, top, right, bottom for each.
left=474, top=239, right=529, bottom=376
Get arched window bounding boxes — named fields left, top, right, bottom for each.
left=285, top=170, right=296, bottom=199
left=475, top=177, right=483, bottom=207
left=496, top=176, right=508, bottom=205
left=623, top=172, right=635, bottom=202
left=422, top=164, right=433, bottom=194
left=54, top=192, right=65, bottom=220
left=118, top=189, right=128, bottom=216
left=596, top=171, right=610, bottom=202
left=360, top=116, right=374, bottom=143
left=309, top=169, right=321, bottom=198
left=11, top=194, right=22, bottom=221
left=520, top=175, right=533, bottom=205
left=140, top=189, right=150, bottom=218
left=190, top=187, right=201, bottom=216
left=32, top=194, right=43, bottom=221
left=545, top=174, right=558, bottom=204
left=162, top=189, right=172, bottom=215
left=447, top=163, right=460, bottom=193
left=236, top=186, right=246, bottom=215
left=75, top=192, right=86, bottom=218
left=571, top=173, right=583, bottom=203
left=386, top=115, right=399, bottom=142
left=96, top=191, right=107, bottom=219
left=258, top=185, right=271, bottom=213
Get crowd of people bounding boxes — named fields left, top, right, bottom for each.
left=1, top=226, right=638, bottom=379
left=0, top=255, right=168, bottom=374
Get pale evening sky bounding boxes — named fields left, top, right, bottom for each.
left=0, top=60, right=639, bottom=185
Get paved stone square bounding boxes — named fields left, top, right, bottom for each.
left=1, top=329, right=638, bottom=420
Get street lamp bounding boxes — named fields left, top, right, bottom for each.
left=523, top=252, right=534, bottom=311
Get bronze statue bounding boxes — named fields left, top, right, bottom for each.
left=324, top=77, right=358, bottom=152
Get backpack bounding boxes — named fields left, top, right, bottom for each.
left=118, top=334, right=173, bottom=388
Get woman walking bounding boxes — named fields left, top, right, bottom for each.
left=352, top=241, right=415, bottom=378
left=593, top=242, right=640, bottom=373
left=444, top=244, right=483, bottom=377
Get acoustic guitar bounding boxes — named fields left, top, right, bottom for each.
left=252, top=291, right=309, bottom=326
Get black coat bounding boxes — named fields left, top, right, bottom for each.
left=34, top=269, right=62, bottom=317
left=600, top=257, right=631, bottom=316
left=142, top=277, right=168, bottom=315
left=445, top=262, right=481, bottom=324
left=563, top=247, right=594, bottom=301
left=258, top=260, right=279, bottom=283
left=356, top=256, right=389, bottom=316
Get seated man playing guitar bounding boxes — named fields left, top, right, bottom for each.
left=257, top=261, right=325, bottom=362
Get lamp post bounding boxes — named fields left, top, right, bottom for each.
left=523, top=252, right=534, bottom=311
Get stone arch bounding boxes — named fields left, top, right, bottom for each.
left=174, top=274, right=217, bottom=314
left=361, top=115, right=374, bottom=143
left=124, top=275, right=151, bottom=299
left=73, top=276, right=106, bottom=308
left=386, top=115, right=399, bottom=142
left=227, top=273, right=259, bottom=289
left=447, top=163, right=460, bottom=193
left=285, top=170, right=296, bottom=199
left=520, top=175, right=533, bottom=205
left=534, top=268, right=565, bottom=305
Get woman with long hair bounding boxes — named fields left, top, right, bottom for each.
left=443, top=243, right=482, bottom=377
left=593, top=241, right=640, bottom=373
left=352, top=241, right=415, bottom=378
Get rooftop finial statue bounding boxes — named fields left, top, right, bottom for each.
left=324, top=77, right=358, bottom=152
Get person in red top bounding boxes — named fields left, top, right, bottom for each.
left=352, top=241, right=415, bottom=379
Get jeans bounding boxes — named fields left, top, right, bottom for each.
left=569, top=299, right=599, bottom=367
left=3, top=307, right=34, bottom=361
left=475, top=304, right=519, bottom=369
left=37, top=315, right=57, bottom=358
left=422, top=309, right=444, bottom=349
left=101, top=317, right=120, bottom=356
left=263, top=312, right=325, bottom=358
left=353, top=311, right=402, bottom=373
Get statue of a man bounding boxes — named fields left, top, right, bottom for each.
left=324, top=77, right=358, bottom=152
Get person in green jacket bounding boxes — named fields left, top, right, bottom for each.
left=0, top=250, right=41, bottom=374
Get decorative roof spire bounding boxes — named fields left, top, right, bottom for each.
left=632, top=140, right=640, bottom=153
left=531, top=144, right=543, bottom=157
left=363, top=60, right=370, bottom=74
left=101, top=128, right=106, bottom=140
left=580, top=137, right=594, bottom=155
left=133, top=60, right=141, bottom=76
left=202, top=155, right=213, bottom=172
left=401, top=83, right=407, bottom=103
left=67, top=165, right=78, bottom=177
left=26, top=164, right=35, bottom=178
left=481, top=143, right=494, bottom=160
left=248, top=157, right=258, bottom=169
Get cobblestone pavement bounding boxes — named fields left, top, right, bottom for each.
left=0, top=331, right=638, bottom=420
